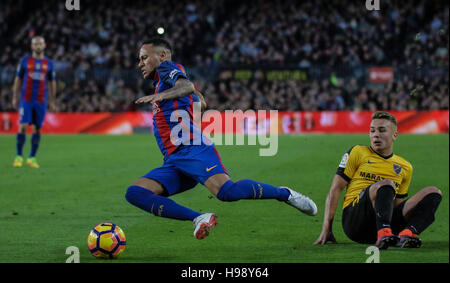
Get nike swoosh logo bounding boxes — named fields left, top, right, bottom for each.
left=368, top=161, right=376, bottom=164
left=206, top=165, right=218, bottom=172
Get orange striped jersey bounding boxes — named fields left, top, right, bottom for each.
left=336, top=145, right=413, bottom=209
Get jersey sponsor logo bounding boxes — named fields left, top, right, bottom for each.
left=339, top=153, right=349, bottom=168
left=359, top=171, right=400, bottom=188
left=28, top=72, right=47, bottom=81
left=393, top=164, right=402, bottom=175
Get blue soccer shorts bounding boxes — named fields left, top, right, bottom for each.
left=19, top=102, right=47, bottom=128
left=143, top=144, right=229, bottom=196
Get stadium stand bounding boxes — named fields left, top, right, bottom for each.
left=0, top=0, right=448, bottom=112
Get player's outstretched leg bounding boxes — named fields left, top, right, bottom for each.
left=125, top=185, right=217, bottom=240
left=215, top=179, right=317, bottom=216
left=125, top=185, right=202, bottom=221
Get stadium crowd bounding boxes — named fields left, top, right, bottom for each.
left=0, top=0, right=448, bottom=112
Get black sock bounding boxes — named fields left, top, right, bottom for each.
left=374, top=185, right=396, bottom=231
left=405, top=193, right=442, bottom=235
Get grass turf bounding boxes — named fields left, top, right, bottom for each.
left=0, top=134, right=448, bottom=263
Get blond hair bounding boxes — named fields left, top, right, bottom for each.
left=371, top=111, right=397, bottom=128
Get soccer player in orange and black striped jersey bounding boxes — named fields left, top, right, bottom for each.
left=314, top=112, right=442, bottom=249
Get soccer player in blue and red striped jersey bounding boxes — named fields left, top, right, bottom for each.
left=12, top=36, right=56, bottom=168
left=125, top=38, right=318, bottom=240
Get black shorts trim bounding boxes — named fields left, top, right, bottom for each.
left=396, top=193, right=408, bottom=199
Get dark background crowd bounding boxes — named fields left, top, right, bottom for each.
left=0, top=0, right=448, bottom=112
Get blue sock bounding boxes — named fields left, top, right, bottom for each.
left=30, top=133, right=41, bottom=157
left=216, top=179, right=290, bottom=202
left=16, top=133, right=26, bottom=156
left=125, top=186, right=202, bottom=221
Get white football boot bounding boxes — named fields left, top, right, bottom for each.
left=282, top=187, right=318, bottom=216
left=193, top=213, right=218, bottom=239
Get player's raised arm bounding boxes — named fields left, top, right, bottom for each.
left=135, top=77, right=195, bottom=104
left=314, top=174, right=348, bottom=245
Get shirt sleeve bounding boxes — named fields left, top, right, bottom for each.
left=16, top=57, right=26, bottom=78
left=47, top=60, right=55, bottom=81
left=157, top=61, right=188, bottom=87
left=336, top=146, right=360, bottom=182
left=396, top=164, right=412, bottom=199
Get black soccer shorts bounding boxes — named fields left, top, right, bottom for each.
left=342, top=185, right=408, bottom=244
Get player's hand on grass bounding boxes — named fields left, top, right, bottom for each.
left=135, top=94, right=163, bottom=104
left=314, top=230, right=337, bottom=245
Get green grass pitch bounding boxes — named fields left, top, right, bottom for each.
left=0, top=134, right=448, bottom=263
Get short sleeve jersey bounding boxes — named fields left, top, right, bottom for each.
left=151, top=61, right=206, bottom=160
left=336, top=145, right=413, bottom=209
left=16, top=55, right=55, bottom=103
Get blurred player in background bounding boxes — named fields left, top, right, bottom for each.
left=12, top=36, right=56, bottom=168
left=314, top=112, right=442, bottom=249
left=125, top=38, right=317, bottom=240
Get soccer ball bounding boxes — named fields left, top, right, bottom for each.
left=87, top=222, right=126, bottom=259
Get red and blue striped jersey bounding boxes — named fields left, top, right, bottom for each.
left=16, top=55, right=55, bottom=103
left=151, top=60, right=207, bottom=160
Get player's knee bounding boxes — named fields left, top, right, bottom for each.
left=125, top=186, right=138, bottom=204
left=370, top=179, right=395, bottom=201
left=18, top=124, right=27, bottom=134
left=32, top=127, right=41, bottom=134
left=374, top=179, right=395, bottom=191
left=125, top=185, right=155, bottom=205
left=381, top=178, right=395, bottom=188
left=216, top=180, right=238, bottom=202
left=423, top=186, right=442, bottom=197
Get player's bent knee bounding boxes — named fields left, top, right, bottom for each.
left=216, top=180, right=239, bottom=202
left=125, top=185, right=155, bottom=206
left=125, top=186, right=138, bottom=205
left=372, top=179, right=395, bottom=191
left=131, top=178, right=165, bottom=195
left=369, top=179, right=395, bottom=201
left=379, top=178, right=395, bottom=188
left=423, top=186, right=442, bottom=196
